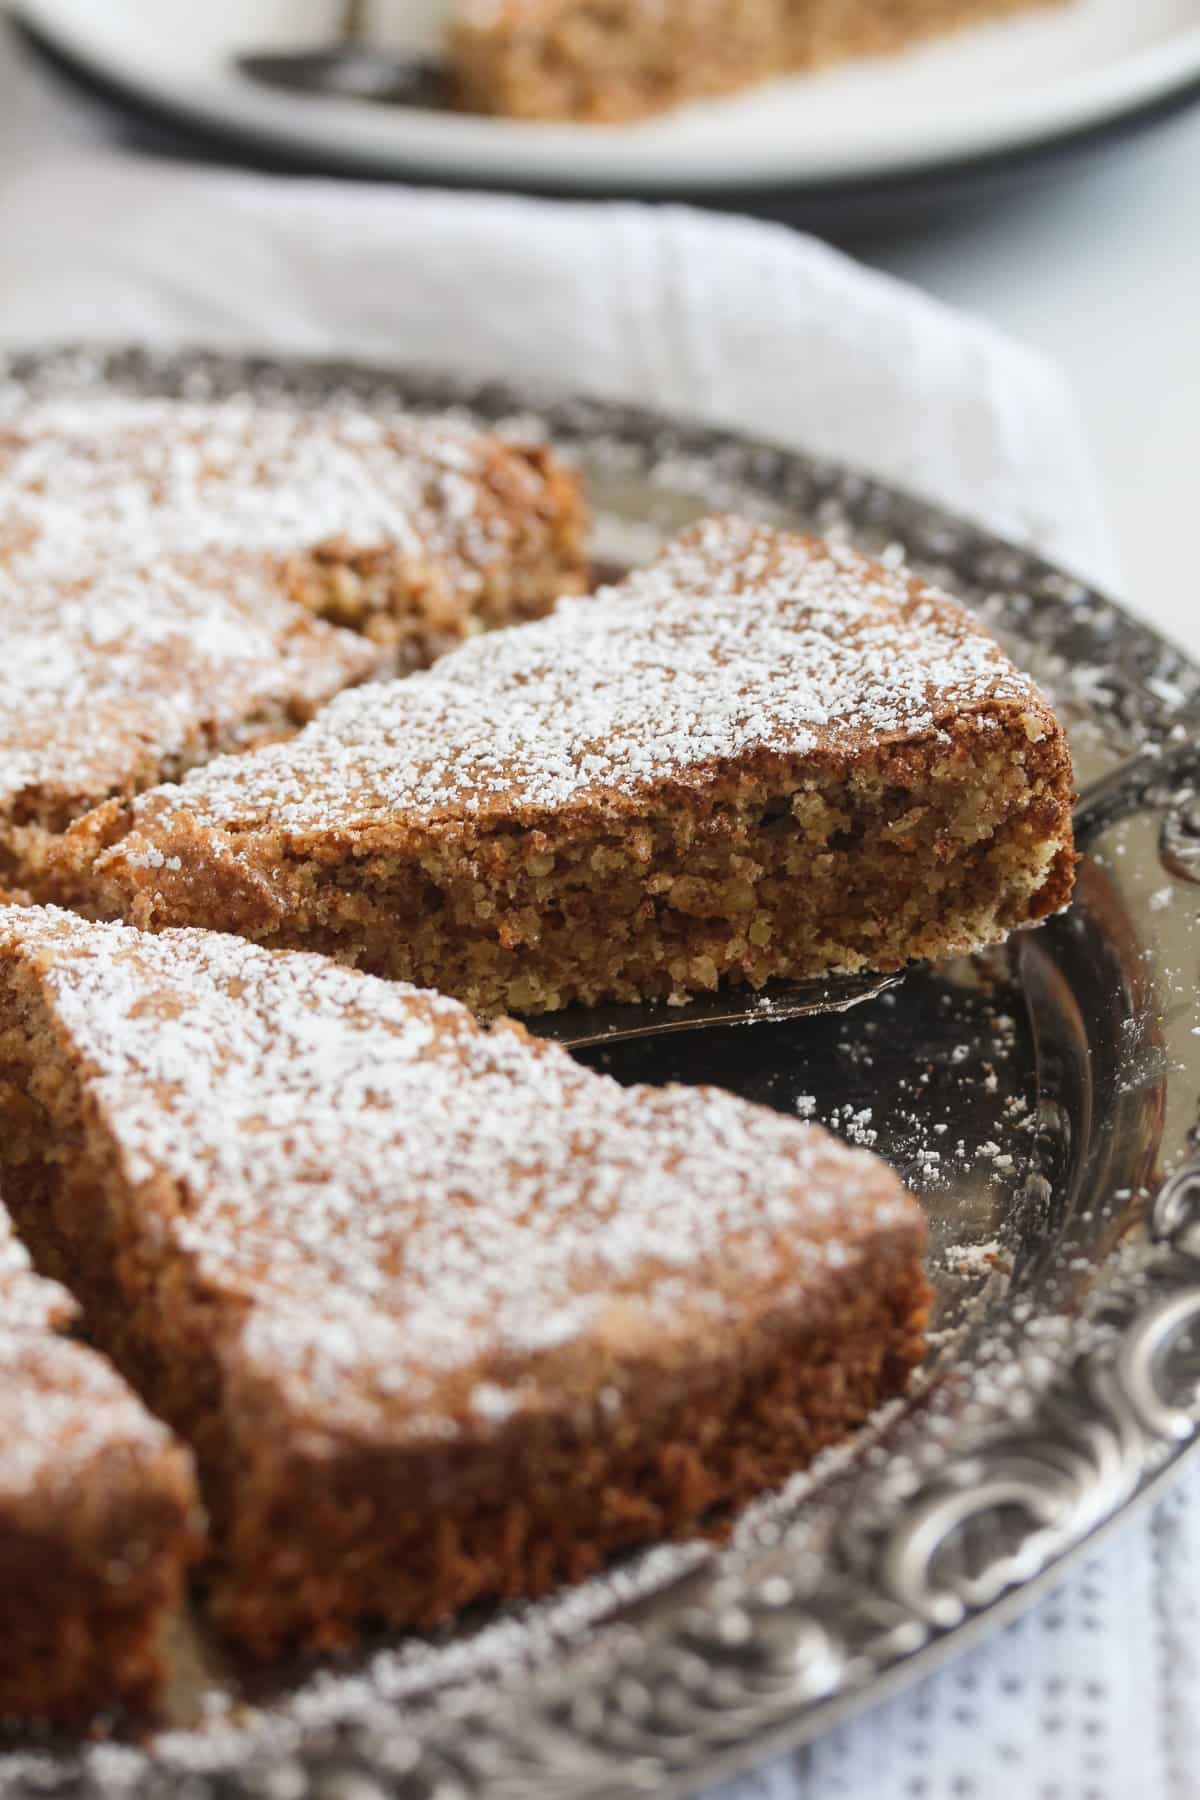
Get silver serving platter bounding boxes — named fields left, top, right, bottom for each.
left=2, top=345, right=1199, bottom=1800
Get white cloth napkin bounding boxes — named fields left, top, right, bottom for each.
left=2, top=22, right=1189, bottom=1800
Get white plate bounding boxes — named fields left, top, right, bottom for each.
left=13, top=0, right=1200, bottom=194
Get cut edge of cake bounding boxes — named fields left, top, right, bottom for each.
left=0, top=396, right=590, bottom=906
left=0, top=1208, right=201, bottom=1726
left=0, top=553, right=380, bottom=910
left=450, top=0, right=1066, bottom=122
left=0, top=398, right=591, bottom=677
left=0, top=904, right=930, bottom=1659
left=64, top=517, right=1076, bottom=1019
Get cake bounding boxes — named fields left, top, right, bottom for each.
left=0, top=394, right=589, bottom=904
left=0, top=555, right=376, bottom=905
left=450, top=0, right=1063, bottom=122
left=0, top=1208, right=199, bottom=1724
left=71, top=517, right=1076, bottom=1019
left=0, top=396, right=589, bottom=671
left=0, top=905, right=930, bottom=1659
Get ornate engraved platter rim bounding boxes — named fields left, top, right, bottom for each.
left=2, top=344, right=1199, bottom=1800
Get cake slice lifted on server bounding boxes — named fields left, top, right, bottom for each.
left=0, top=905, right=929, bottom=1659
left=73, top=517, right=1075, bottom=1018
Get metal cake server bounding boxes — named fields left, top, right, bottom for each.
left=533, top=731, right=1200, bottom=1050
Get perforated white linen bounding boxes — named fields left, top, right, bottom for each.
left=0, top=21, right=1188, bottom=1800
left=713, top=1471, right=1197, bottom=1800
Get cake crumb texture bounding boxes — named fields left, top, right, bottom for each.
left=0, top=397, right=588, bottom=670
left=76, top=515, right=1075, bottom=1018
left=451, top=0, right=1065, bottom=121
left=0, top=1208, right=200, bottom=1725
left=0, top=556, right=376, bottom=906
left=0, top=395, right=587, bottom=902
left=0, top=905, right=929, bottom=1659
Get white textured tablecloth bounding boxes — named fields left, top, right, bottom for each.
left=2, top=20, right=1195, bottom=1800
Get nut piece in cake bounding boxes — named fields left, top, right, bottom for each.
left=74, top=516, right=1075, bottom=1018
left=451, top=0, right=1064, bottom=122
left=0, top=905, right=929, bottom=1659
left=0, top=555, right=377, bottom=905
left=0, top=396, right=589, bottom=671
left=0, top=1208, right=200, bottom=1724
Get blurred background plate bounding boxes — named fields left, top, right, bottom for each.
left=10, top=0, right=1200, bottom=209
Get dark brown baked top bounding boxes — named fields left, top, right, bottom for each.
left=0, top=905, right=926, bottom=1449
left=105, top=515, right=1063, bottom=843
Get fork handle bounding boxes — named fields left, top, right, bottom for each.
left=1074, top=732, right=1200, bottom=846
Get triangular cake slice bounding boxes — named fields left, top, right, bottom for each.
left=0, top=1206, right=199, bottom=1723
left=0, top=396, right=588, bottom=671
left=73, top=517, right=1075, bottom=1016
left=0, top=554, right=376, bottom=904
left=0, top=905, right=929, bottom=1659
left=0, top=395, right=586, bottom=907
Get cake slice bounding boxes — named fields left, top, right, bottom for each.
left=0, top=905, right=929, bottom=1659
left=73, top=516, right=1075, bottom=1017
left=450, top=0, right=1063, bottom=122
left=0, top=1207, right=199, bottom=1724
left=0, top=396, right=588, bottom=670
left=0, top=555, right=377, bottom=905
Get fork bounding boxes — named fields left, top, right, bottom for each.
left=532, top=733, right=1200, bottom=1050
left=235, top=1, right=445, bottom=108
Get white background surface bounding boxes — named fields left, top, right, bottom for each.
left=865, top=104, right=1200, bottom=659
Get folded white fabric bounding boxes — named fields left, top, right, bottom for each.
left=2, top=26, right=1180, bottom=1800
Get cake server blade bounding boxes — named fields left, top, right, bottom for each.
left=528, top=969, right=907, bottom=1050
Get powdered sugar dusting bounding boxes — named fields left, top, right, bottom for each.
left=1, top=906, right=924, bottom=1441
left=0, top=558, right=374, bottom=823
left=119, top=515, right=1049, bottom=839
left=0, top=394, right=582, bottom=846
left=0, top=1208, right=73, bottom=1336
left=0, top=1331, right=181, bottom=1500
left=0, top=1209, right=181, bottom=1498
left=0, top=397, right=541, bottom=584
